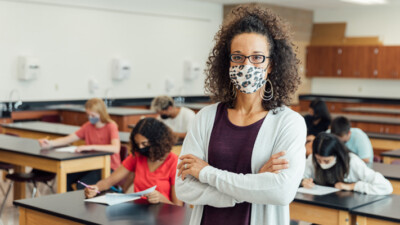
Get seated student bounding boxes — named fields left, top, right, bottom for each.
left=302, top=132, right=392, bottom=195
left=331, top=116, right=373, bottom=164
left=39, top=98, right=120, bottom=191
left=151, top=95, right=195, bottom=139
left=85, top=118, right=183, bottom=206
left=304, top=99, right=331, bottom=137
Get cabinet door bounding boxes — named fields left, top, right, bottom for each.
left=333, top=46, right=369, bottom=78
left=380, top=46, right=400, bottom=79
left=366, top=46, right=381, bottom=78
left=306, top=46, right=334, bottom=77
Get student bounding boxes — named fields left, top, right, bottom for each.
left=84, top=118, right=183, bottom=206
left=175, top=5, right=306, bottom=225
left=39, top=98, right=120, bottom=191
left=304, top=99, right=331, bottom=137
left=331, top=116, right=373, bottom=164
left=151, top=95, right=195, bottom=139
left=302, top=132, right=392, bottom=195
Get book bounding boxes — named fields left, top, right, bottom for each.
left=84, top=186, right=157, bottom=206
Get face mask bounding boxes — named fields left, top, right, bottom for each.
left=137, top=146, right=151, bottom=157
left=160, top=114, right=170, bottom=119
left=319, top=157, right=337, bottom=170
left=229, top=65, right=267, bottom=94
left=89, top=116, right=100, bottom=125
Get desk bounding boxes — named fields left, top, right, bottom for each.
left=14, top=190, right=191, bottom=225
left=351, top=195, right=400, bottom=225
left=0, top=134, right=111, bottom=200
left=290, top=191, right=388, bottom=225
left=1, top=121, right=130, bottom=144
left=381, top=149, right=400, bottom=164
left=373, top=163, right=400, bottom=195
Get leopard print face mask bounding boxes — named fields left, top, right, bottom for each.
left=229, top=65, right=267, bottom=94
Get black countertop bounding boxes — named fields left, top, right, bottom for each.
left=372, top=163, right=400, bottom=181
left=331, top=113, right=400, bottom=125
left=13, top=190, right=191, bottom=225
left=351, top=195, right=400, bottom=223
left=381, top=149, right=400, bottom=158
left=294, top=191, right=389, bottom=211
left=1, top=121, right=130, bottom=143
left=0, top=134, right=112, bottom=161
left=299, top=94, right=400, bottom=105
left=343, top=107, right=400, bottom=115
left=366, top=132, right=400, bottom=141
left=46, top=105, right=156, bottom=116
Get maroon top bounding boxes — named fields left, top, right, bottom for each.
left=200, top=103, right=265, bottom=225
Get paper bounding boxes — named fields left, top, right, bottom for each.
left=297, top=185, right=339, bottom=195
left=84, top=186, right=156, bottom=206
left=54, top=146, right=77, bottom=153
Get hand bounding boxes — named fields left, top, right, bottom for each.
left=334, top=182, right=355, bottom=191
left=302, top=178, right=315, bottom=189
left=258, top=151, right=288, bottom=174
left=75, top=145, right=92, bottom=153
left=177, top=154, right=209, bottom=180
left=84, top=185, right=99, bottom=198
left=38, top=139, right=52, bottom=149
left=145, top=190, right=161, bottom=204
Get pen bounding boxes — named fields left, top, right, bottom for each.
left=77, top=180, right=101, bottom=194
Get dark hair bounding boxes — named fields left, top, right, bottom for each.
left=204, top=5, right=300, bottom=112
left=312, top=132, right=350, bottom=186
left=331, top=116, right=351, bottom=137
left=309, top=99, right=331, bottom=122
left=130, top=118, right=177, bottom=161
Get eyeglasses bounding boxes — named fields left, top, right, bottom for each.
left=229, top=54, right=270, bottom=64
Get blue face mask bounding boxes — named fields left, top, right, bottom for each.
left=89, top=116, right=100, bottom=125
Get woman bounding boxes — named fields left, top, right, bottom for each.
left=304, top=99, right=331, bottom=137
left=85, top=118, right=183, bottom=206
left=175, top=5, right=306, bottom=225
left=302, top=132, right=392, bottom=195
left=39, top=98, right=120, bottom=191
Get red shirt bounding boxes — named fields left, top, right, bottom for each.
left=122, top=152, right=178, bottom=203
left=75, top=122, right=120, bottom=170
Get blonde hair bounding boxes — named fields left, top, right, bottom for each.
left=150, top=96, right=174, bottom=112
left=85, top=98, right=114, bottom=124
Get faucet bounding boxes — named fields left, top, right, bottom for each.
left=104, top=88, right=113, bottom=107
left=8, top=89, right=22, bottom=112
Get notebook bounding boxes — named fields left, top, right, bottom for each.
left=84, top=186, right=157, bottom=206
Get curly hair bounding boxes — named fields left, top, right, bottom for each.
left=130, top=118, right=177, bottom=161
left=204, top=5, right=300, bottom=112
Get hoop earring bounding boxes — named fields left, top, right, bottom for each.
left=260, top=79, right=273, bottom=101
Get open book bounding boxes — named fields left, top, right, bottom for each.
left=84, top=186, right=156, bottom=206
left=54, top=146, right=77, bottom=153
left=297, top=185, right=339, bottom=196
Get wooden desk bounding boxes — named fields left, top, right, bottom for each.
left=1, top=121, right=130, bottom=144
left=372, top=163, right=400, bottom=195
left=352, top=195, right=400, bottom=225
left=0, top=134, right=111, bottom=200
left=290, top=191, right=388, bottom=225
left=14, top=190, right=191, bottom=225
left=381, top=149, right=400, bottom=164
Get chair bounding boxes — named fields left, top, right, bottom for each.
left=0, top=163, right=13, bottom=195
left=0, top=134, right=56, bottom=217
left=120, top=145, right=129, bottom=162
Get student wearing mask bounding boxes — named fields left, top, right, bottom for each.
left=39, top=98, right=120, bottom=191
left=302, top=132, right=392, bottom=195
left=84, top=118, right=183, bottom=206
left=151, top=95, right=195, bottom=139
left=304, top=99, right=331, bottom=137
left=331, top=116, right=373, bottom=164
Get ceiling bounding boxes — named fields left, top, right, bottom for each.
left=193, top=0, right=400, bottom=10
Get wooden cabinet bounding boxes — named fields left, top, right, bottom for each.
left=306, top=46, right=399, bottom=79
left=306, top=46, right=334, bottom=77
left=352, top=122, right=400, bottom=135
left=0, top=117, right=13, bottom=133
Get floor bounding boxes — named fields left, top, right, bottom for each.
left=0, top=170, right=312, bottom=225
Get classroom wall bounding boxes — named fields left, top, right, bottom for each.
left=0, top=0, right=222, bottom=102
left=311, top=6, right=400, bottom=99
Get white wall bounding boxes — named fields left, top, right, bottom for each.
left=0, top=0, right=222, bottom=102
left=311, top=5, right=400, bottom=98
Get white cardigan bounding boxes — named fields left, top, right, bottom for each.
left=175, top=103, right=307, bottom=225
left=304, top=153, right=393, bottom=195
